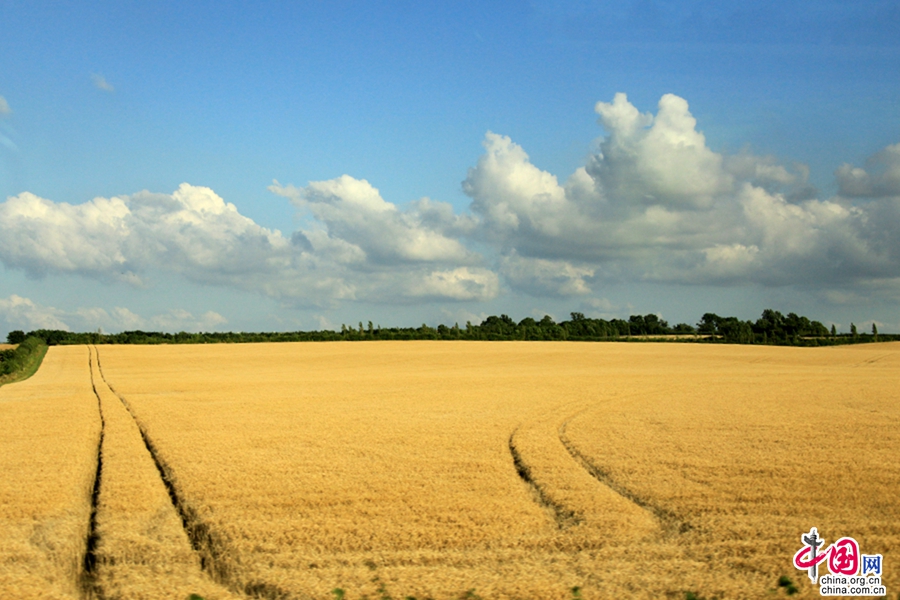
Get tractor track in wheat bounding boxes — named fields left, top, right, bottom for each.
left=92, top=345, right=293, bottom=600
left=558, top=416, right=692, bottom=536
left=80, top=347, right=105, bottom=600
left=508, top=427, right=581, bottom=529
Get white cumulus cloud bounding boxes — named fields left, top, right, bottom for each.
left=271, top=175, right=477, bottom=265
left=590, top=93, right=733, bottom=209
left=500, top=252, right=594, bottom=296
left=267, top=176, right=497, bottom=303
left=3, top=92, right=899, bottom=309
left=0, top=181, right=499, bottom=307
left=410, top=267, right=500, bottom=301
left=462, top=92, right=900, bottom=294
left=0, top=295, right=70, bottom=331
left=0, top=183, right=289, bottom=286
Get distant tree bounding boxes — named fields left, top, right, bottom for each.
left=851, top=323, right=858, bottom=339
left=809, top=320, right=830, bottom=337
left=718, top=317, right=753, bottom=344
left=25, top=329, right=70, bottom=345
left=538, top=315, right=565, bottom=339
left=758, top=309, right=784, bottom=328
left=480, top=315, right=516, bottom=339
left=672, top=323, right=695, bottom=334
left=643, top=314, right=668, bottom=335
left=697, top=313, right=721, bottom=335
left=628, top=314, right=646, bottom=335
left=6, top=330, right=25, bottom=345
left=593, top=321, right=607, bottom=338
left=782, top=312, right=812, bottom=339
left=872, top=323, right=878, bottom=341
left=830, top=324, right=837, bottom=338
left=516, top=317, right=540, bottom=340
left=754, top=309, right=786, bottom=341
left=609, top=318, right=630, bottom=336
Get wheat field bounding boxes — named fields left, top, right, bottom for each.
left=0, top=346, right=99, bottom=599
left=1, top=341, right=896, bottom=599
left=87, top=346, right=240, bottom=599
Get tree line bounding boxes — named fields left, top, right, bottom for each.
left=6, top=309, right=891, bottom=347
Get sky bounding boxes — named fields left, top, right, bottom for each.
left=1, top=0, right=899, bottom=337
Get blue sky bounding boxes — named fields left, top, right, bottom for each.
left=1, top=0, right=899, bottom=336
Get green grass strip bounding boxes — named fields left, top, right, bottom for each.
left=0, top=337, right=49, bottom=388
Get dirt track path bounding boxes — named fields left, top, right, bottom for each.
left=87, top=346, right=241, bottom=600
left=508, top=399, right=658, bottom=537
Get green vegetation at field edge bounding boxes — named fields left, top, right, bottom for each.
left=0, top=335, right=48, bottom=387
left=12, top=308, right=894, bottom=348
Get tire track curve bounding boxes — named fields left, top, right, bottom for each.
left=507, top=405, right=658, bottom=539
left=558, top=413, right=692, bottom=536
left=92, top=346, right=293, bottom=600
left=508, top=428, right=580, bottom=529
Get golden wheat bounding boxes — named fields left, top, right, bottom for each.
left=560, top=342, right=900, bottom=598
left=92, top=341, right=900, bottom=599
left=87, top=346, right=240, bottom=600
left=0, top=346, right=100, bottom=599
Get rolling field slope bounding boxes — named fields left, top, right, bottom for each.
left=93, top=341, right=899, bottom=599
left=0, top=346, right=100, bottom=599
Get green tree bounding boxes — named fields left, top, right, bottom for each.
left=830, top=324, right=837, bottom=338
left=851, top=323, right=858, bottom=339
left=872, top=323, right=878, bottom=341
left=672, top=323, right=695, bottom=334
left=697, top=313, right=721, bottom=335
left=538, top=315, right=565, bottom=340
left=6, top=330, right=25, bottom=344
left=628, top=314, right=646, bottom=335
left=640, top=314, right=668, bottom=335
left=754, top=309, right=786, bottom=341
left=480, top=315, right=516, bottom=339
left=718, top=317, right=753, bottom=344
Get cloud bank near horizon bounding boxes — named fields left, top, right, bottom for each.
left=0, top=294, right=226, bottom=334
left=2, top=93, right=899, bottom=309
